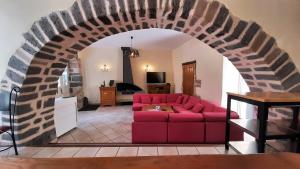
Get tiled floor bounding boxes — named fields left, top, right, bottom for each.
left=0, top=146, right=237, bottom=158
left=53, top=106, right=132, bottom=143
left=5, top=106, right=238, bottom=158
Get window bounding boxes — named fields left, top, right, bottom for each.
left=221, top=57, right=254, bottom=119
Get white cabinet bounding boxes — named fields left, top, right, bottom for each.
left=54, top=97, right=78, bottom=137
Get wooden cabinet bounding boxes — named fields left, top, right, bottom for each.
left=147, top=84, right=171, bottom=94
left=100, top=87, right=116, bottom=106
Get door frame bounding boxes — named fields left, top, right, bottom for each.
left=182, top=61, right=196, bottom=95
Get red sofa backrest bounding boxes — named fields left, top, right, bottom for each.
left=133, top=94, right=183, bottom=104
left=200, top=99, right=216, bottom=112
left=186, top=96, right=201, bottom=104
left=150, top=94, right=167, bottom=103
left=166, top=94, right=182, bottom=103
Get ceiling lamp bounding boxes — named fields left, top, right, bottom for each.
left=129, top=36, right=139, bottom=58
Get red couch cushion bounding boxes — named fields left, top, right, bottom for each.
left=182, top=94, right=189, bottom=104
left=203, top=112, right=239, bottom=122
left=214, top=106, right=227, bottom=112
left=168, top=122, right=205, bottom=143
left=188, top=96, right=200, bottom=104
left=152, top=96, right=161, bottom=104
left=176, top=96, right=183, bottom=104
left=134, top=111, right=169, bottom=122
left=167, top=103, right=182, bottom=107
left=141, top=95, right=151, bottom=104
left=169, top=112, right=204, bottom=122
left=191, top=103, right=204, bottom=113
left=201, top=99, right=215, bottom=112
left=150, top=94, right=167, bottom=103
left=133, top=94, right=141, bottom=103
left=132, top=103, right=144, bottom=111
left=173, top=106, right=186, bottom=113
left=183, top=102, right=194, bottom=110
left=167, top=94, right=181, bottom=103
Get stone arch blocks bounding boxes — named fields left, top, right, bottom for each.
left=1, top=0, right=299, bottom=145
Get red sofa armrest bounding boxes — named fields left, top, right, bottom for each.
left=203, top=112, right=239, bottom=122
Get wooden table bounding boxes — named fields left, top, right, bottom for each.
left=142, top=105, right=174, bottom=112
left=225, top=92, right=300, bottom=154
left=0, top=153, right=300, bottom=169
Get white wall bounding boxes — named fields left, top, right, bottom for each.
left=79, top=47, right=174, bottom=104
left=0, top=0, right=75, bottom=79
left=131, top=50, right=174, bottom=91
left=79, top=47, right=123, bottom=104
left=172, top=39, right=223, bottom=105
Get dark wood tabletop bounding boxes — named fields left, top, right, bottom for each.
left=227, top=92, right=300, bottom=103
left=1, top=153, right=300, bottom=169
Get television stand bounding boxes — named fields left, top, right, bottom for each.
left=147, top=83, right=170, bottom=94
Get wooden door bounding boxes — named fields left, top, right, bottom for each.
left=182, top=62, right=196, bottom=95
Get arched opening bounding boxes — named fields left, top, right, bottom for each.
left=0, top=0, right=299, bottom=145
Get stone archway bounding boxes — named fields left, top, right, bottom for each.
left=1, top=0, right=299, bottom=145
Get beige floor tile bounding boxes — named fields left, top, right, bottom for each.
left=177, top=147, right=199, bottom=155
left=17, top=147, right=44, bottom=158
left=73, top=147, right=100, bottom=157
left=52, top=147, right=80, bottom=158
left=6, top=147, right=18, bottom=157
left=0, top=149, right=9, bottom=157
left=105, top=132, right=123, bottom=140
left=32, top=147, right=62, bottom=158
left=55, top=106, right=133, bottom=144
left=95, top=147, right=119, bottom=157
left=158, top=147, right=178, bottom=156
left=138, top=147, right=158, bottom=156
left=215, top=146, right=237, bottom=155
left=196, top=147, right=219, bottom=154
left=116, top=147, right=138, bottom=157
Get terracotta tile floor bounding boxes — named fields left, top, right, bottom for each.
left=53, top=106, right=132, bottom=143
left=0, top=146, right=237, bottom=158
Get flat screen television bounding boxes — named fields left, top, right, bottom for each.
left=146, top=72, right=166, bottom=83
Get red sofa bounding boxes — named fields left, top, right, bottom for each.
left=132, top=93, right=243, bottom=144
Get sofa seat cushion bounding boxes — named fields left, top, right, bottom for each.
left=203, top=112, right=239, bottom=122
left=134, top=111, right=169, bottom=122
left=169, top=112, right=204, bottom=122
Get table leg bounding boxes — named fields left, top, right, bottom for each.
left=225, top=95, right=232, bottom=150
left=291, top=107, right=300, bottom=153
left=257, top=104, right=269, bottom=153
left=291, top=107, right=299, bottom=129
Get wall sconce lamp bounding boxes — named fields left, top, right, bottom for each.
left=99, top=64, right=111, bottom=72
left=145, top=64, right=151, bottom=72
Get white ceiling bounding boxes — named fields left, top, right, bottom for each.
left=89, top=28, right=193, bottom=50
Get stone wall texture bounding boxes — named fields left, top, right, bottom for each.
left=68, top=58, right=84, bottom=109
left=0, top=0, right=299, bottom=145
